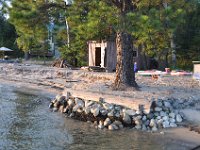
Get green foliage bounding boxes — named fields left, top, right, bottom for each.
left=56, top=0, right=118, bottom=66
left=175, top=0, right=200, bottom=69
left=4, top=0, right=200, bottom=70
left=127, top=0, right=186, bottom=61
left=0, top=13, right=22, bottom=57
left=8, top=0, right=66, bottom=53
left=9, top=0, right=48, bottom=52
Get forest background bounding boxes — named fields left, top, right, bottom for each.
left=0, top=0, right=200, bottom=71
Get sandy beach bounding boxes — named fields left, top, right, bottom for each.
left=1, top=62, right=200, bottom=148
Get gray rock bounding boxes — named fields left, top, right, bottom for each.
left=72, top=104, right=81, bottom=112
left=135, top=115, right=142, bottom=120
left=135, top=119, right=142, bottom=126
left=123, top=113, right=131, bottom=124
left=56, top=95, right=66, bottom=102
left=142, top=115, right=147, bottom=121
left=104, top=118, right=111, bottom=127
left=99, top=97, right=105, bottom=103
left=113, top=124, right=119, bottom=130
left=145, top=120, right=150, bottom=126
left=149, top=119, right=156, bottom=127
left=169, top=112, right=175, bottom=118
left=49, top=102, right=54, bottom=108
left=142, top=124, right=147, bottom=131
left=87, top=120, right=92, bottom=124
left=52, top=99, right=57, bottom=104
left=156, top=116, right=161, bottom=120
left=169, top=118, right=175, bottom=123
left=84, top=107, right=91, bottom=114
left=113, top=120, right=122, bottom=126
left=108, top=124, right=115, bottom=130
left=172, top=102, right=179, bottom=108
left=85, top=100, right=94, bottom=107
left=157, top=119, right=163, bottom=128
left=160, top=111, right=167, bottom=117
left=155, top=107, right=162, bottom=112
left=123, top=109, right=136, bottom=116
left=64, top=91, right=70, bottom=100
left=114, top=105, right=121, bottom=111
left=100, top=108, right=108, bottom=116
left=115, top=112, right=120, bottom=118
left=54, top=101, right=60, bottom=108
left=164, top=101, right=171, bottom=108
left=69, top=112, right=75, bottom=118
left=77, top=108, right=83, bottom=113
left=136, top=110, right=142, bottom=115
left=119, top=124, right=124, bottom=129
left=162, top=116, right=169, bottom=121
left=68, top=99, right=75, bottom=107
left=75, top=97, right=84, bottom=107
left=103, top=103, right=114, bottom=110
left=135, top=125, right=141, bottom=130
left=63, top=106, right=69, bottom=113
left=93, top=121, right=98, bottom=126
left=170, top=122, right=177, bottom=127
left=176, top=114, right=183, bottom=123
left=53, top=107, right=58, bottom=112
left=156, top=101, right=163, bottom=107
left=147, top=113, right=154, bottom=119
left=91, top=107, right=100, bottom=117
left=107, top=110, right=114, bottom=117
left=98, top=121, right=104, bottom=129
left=152, top=126, right=158, bottom=132
left=59, top=105, right=64, bottom=113
left=162, top=121, right=170, bottom=128
left=154, top=112, right=159, bottom=117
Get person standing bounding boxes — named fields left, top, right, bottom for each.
left=134, top=62, right=138, bottom=73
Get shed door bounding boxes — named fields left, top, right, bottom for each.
left=95, top=47, right=101, bottom=66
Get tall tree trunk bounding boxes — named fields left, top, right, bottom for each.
left=170, top=35, right=176, bottom=68
left=24, top=52, right=29, bottom=60
left=143, top=50, right=148, bottom=70
left=114, top=32, right=137, bottom=89
left=165, top=51, right=169, bottom=68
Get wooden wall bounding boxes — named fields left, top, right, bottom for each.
left=193, top=62, right=200, bottom=80
left=88, top=41, right=107, bottom=67
left=106, top=41, right=117, bottom=72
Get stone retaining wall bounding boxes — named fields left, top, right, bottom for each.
left=49, top=91, right=200, bottom=132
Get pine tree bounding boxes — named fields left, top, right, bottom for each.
left=65, top=0, right=138, bottom=89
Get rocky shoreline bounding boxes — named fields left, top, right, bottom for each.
left=49, top=91, right=200, bottom=132
left=1, top=63, right=200, bottom=133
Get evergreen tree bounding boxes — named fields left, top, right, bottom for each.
left=9, top=0, right=67, bottom=59
left=9, top=0, right=48, bottom=53
left=60, top=0, right=117, bottom=66
left=64, top=0, right=187, bottom=89
left=175, top=0, right=200, bottom=69
left=65, top=0, right=138, bottom=89
left=0, top=12, right=20, bottom=57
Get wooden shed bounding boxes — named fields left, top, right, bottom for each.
left=88, top=41, right=117, bottom=72
left=88, top=40, right=168, bottom=72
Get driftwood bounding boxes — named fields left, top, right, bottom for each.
left=65, top=80, right=79, bottom=82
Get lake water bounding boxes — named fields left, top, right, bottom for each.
left=0, top=83, right=196, bottom=150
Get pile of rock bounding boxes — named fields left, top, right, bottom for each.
left=49, top=93, right=185, bottom=131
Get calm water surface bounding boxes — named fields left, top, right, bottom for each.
left=0, top=84, right=195, bottom=150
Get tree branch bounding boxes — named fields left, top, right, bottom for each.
left=110, top=0, right=122, bottom=8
